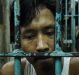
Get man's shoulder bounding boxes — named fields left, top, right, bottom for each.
left=70, top=57, right=79, bottom=69
left=1, top=61, right=14, bottom=75
left=70, top=57, right=79, bottom=65
left=69, top=57, right=79, bottom=75
left=1, top=58, right=27, bottom=75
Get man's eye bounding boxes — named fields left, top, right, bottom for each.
left=43, top=29, right=55, bottom=36
left=46, top=31, right=54, bottom=35
left=22, top=33, right=36, bottom=39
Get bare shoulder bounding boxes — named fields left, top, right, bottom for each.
left=69, top=57, right=79, bottom=75
left=70, top=57, right=79, bottom=65
left=1, top=58, right=27, bottom=75
left=1, top=61, right=14, bottom=75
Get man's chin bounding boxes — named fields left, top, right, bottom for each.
left=32, top=58, right=54, bottom=70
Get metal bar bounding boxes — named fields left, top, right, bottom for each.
left=55, top=0, right=62, bottom=51
left=0, top=50, right=72, bottom=57
left=65, top=0, right=68, bottom=41
left=5, top=0, right=10, bottom=52
left=14, top=57, right=21, bottom=75
left=2, top=50, right=79, bottom=57
left=14, top=0, right=21, bottom=75
left=78, top=0, right=79, bottom=26
left=14, top=0, right=20, bottom=49
left=1, top=0, right=10, bottom=53
left=55, top=58, right=62, bottom=75
left=71, top=0, right=76, bottom=51
left=1, top=0, right=10, bottom=62
left=64, top=15, right=79, bottom=16
left=55, top=0, right=62, bottom=75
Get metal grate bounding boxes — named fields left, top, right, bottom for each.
left=0, top=0, right=79, bottom=75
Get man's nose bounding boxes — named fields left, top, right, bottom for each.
left=36, top=34, right=49, bottom=52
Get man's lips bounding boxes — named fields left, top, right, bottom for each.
left=34, top=56, right=50, bottom=59
left=34, top=56, right=53, bottom=62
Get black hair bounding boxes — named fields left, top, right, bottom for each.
left=10, top=0, right=56, bottom=27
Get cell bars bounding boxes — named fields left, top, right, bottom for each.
left=0, top=0, right=79, bottom=75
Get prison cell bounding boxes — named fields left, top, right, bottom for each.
left=0, top=0, right=79, bottom=75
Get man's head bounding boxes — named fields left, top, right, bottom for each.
left=21, top=7, right=55, bottom=53
left=20, top=0, right=56, bottom=53
left=10, top=0, right=56, bottom=52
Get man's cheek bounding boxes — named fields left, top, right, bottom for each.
left=21, top=40, right=36, bottom=52
left=48, top=39, right=55, bottom=51
left=21, top=40, right=29, bottom=51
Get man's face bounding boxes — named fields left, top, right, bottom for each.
left=21, top=8, right=55, bottom=53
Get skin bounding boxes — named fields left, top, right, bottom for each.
left=1, top=7, right=79, bottom=75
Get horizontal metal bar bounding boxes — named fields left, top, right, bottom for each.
left=64, top=15, right=79, bottom=17
left=63, top=40, right=72, bottom=44
left=0, top=49, right=79, bottom=57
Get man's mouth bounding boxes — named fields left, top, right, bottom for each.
left=34, top=56, right=52, bottom=62
left=34, top=56, right=50, bottom=59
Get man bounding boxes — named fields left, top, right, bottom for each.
left=1, top=0, right=79, bottom=75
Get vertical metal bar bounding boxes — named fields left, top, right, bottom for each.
left=71, top=0, right=76, bottom=51
left=78, top=0, right=79, bottom=26
left=5, top=0, right=10, bottom=52
left=65, top=0, right=68, bottom=40
left=55, top=0, right=62, bottom=50
left=14, top=0, right=20, bottom=49
left=14, top=57, right=21, bottom=75
left=55, top=0, right=62, bottom=75
left=14, top=0, right=21, bottom=75
left=55, top=58, right=62, bottom=75
left=1, top=0, right=10, bottom=61
left=1, top=0, right=10, bottom=53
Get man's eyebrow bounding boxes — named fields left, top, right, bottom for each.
left=23, top=29, right=36, bottom=33
left=43, top=25, right=55, bottom=29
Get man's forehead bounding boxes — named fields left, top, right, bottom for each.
left=21, top=8, right=55, bottom=31
left=21, top=24, right=55, bottom=31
